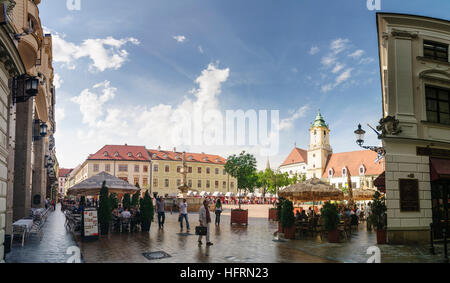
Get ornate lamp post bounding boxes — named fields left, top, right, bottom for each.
left=354, top=124, right=386, bottom=159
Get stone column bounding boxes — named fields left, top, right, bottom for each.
left=32, top=136, right=46, bottom=208
left=13, top=98, right=33, bottom=221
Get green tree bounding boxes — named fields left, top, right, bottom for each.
left=98, top=181, right=112, bottom=235
left=132, top=191, right=140, bottom=208
left=267, top=171, right=290, bottom=196
left=122, top=193, right=131, bottom=210
left=140, top=191, right=154, bottom=232
left=225, top=151, right=257, bottom=209
left=109, top=193, right=119, bottom=209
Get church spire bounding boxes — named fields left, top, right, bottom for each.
left=311, top=109, right=328, bottom=128
left=266, top=157, right=271, bottom=170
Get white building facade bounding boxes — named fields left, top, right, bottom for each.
left=376, top=13, right=450, bottom=244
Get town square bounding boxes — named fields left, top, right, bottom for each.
left=0, top=0, right=449, bottom=269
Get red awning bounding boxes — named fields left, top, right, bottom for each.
left=374, top=171, right=386, bottom=193
left=430, top=158, right=450, bottom=181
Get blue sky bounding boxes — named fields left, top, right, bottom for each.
left=39, top=0, right=450, bottom=170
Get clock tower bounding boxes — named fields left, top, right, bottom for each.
left=307, top=111, right=332, bottom=179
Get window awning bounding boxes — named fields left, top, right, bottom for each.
left=374, top=171, right=385, bottom=193
left=430, top=158, right=450, bottom=181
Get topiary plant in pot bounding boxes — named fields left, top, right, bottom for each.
left=140, top=191, right=154, bottom=232
left=98, top=181, right=112, bottom=235
left=281, top=199, right=296, bottom=239
left=321, top=202, right=340, bottom=243
left=369, top=191, right=387, bottom=244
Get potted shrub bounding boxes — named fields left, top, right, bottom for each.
left=225, top=151, right=258, bottom=226
left=98, top=181, right=112, bottom=235
left=276, top=198, right=285, bottom=232
left=140, top=191, right=154, bottom=232
left=321, top=202, right=340, bottom=243
left=281, top=199, right=296, bottom=239
left=369, top=191, right=387, bottom=244
left=269, top=207, right=278, bottom=221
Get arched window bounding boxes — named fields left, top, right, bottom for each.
left=114, top=152, right=119, bottom=157
left=103, top=151, right=108, bottom=157
left=342, top=167, right=347, bottom=176
left=328, top=168, right=334, bottom=178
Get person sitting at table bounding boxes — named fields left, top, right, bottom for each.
left=295, top=210, right=302, bottom=221
left=301, top=210, right=307, bottom=220
left=120, top=208, right=131, bottom=219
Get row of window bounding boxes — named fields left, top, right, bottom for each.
left=93, top=164, right=149, bottom=173
left=153, top=164, right=226, bottom=175
left=118, top=177, right=149, bottom=187
left=328, top=166, right=366, bottom=177
left=153, top=178, right=234, bottom=189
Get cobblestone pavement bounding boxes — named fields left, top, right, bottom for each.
left=77, top=204, right=447, bottom=263
left=5, top=204, right=447, bottom=263
left=77, top=206, right=333, bottom=263
left=5, top=204, right=81, bottom=263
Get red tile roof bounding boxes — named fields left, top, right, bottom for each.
left=58, top=168, right=72, bottom=177
left=322, top=150, right=384, bottom=178
left=87, top=145, right=227, bottom=165
left=147, top=149, right=227, bottom=165
left=88, top=145, right=150, bottom=161
left=281, top=147, right=308, bottom=166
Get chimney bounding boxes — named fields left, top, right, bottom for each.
left=158, top=146, right=161, bottom=151
left=173, top=147, right=176, bottom=152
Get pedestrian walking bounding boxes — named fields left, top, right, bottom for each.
left=214, top=199, right=223, bottom=226
left=198, top=199, right=213, bottom=246
left=179, top=199, right=190, bottom=232
left=156, top=197, right=166, bottom=229
left=51, top=199, right=56, bottom=211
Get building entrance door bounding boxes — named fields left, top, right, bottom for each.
left=431, top=180, right=450, bottom=239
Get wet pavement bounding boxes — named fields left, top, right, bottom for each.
left=5, top=204, right=81, bottom=263
left=4, top=204, right=447, bottom=263
left=77, top=207, right=333, bottom=263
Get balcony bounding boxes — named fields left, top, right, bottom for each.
left=18, top=33, right=39, bottom=70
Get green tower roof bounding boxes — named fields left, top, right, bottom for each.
left=311, top=110, right=328, bottom=128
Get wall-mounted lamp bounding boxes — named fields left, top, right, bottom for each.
left=12, top=74, right=39, bottom=104
left=33, top=119, right=47, bottom=141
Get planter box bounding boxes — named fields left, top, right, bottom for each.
left=231, top=209, right=248, bottom=225
left=376, top=229, right=387, bottom=244
left=283, top=225, right=296, bottom=239
left=327, top=229, right=340, bottom=243
left=268, top=208, right=277, bottom=221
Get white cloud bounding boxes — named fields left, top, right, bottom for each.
left=49, top=29, right=139, bottom=72
left=359, top=57, right=375, bottom=64
left=348, top=49, right=364, bottom=59
left=335, top=68, right=353, bottom=85
left=332, top=63, right=345, bottom=74
left=309, top=46, right=320, bottom=55
left=330, top=38, right=349, bottom=54
left=70, top=81, right=117, bottom=126
left=53, top=73, right=63, bottom=89
left=55, top=107, right=65, bottom=123
left=173, top=35, right=186, bottom=43
left=279, top=105, right=309, bottom=130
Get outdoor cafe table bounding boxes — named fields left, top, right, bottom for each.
left=13, top=219, right=34, bottom=232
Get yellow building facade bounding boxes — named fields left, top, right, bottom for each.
left=66, top=145, right=238, bottom=197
